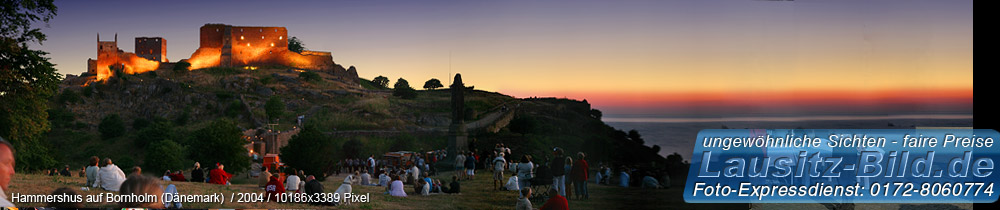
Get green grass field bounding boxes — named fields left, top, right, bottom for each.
left=11, top=170, right=745, bottom=209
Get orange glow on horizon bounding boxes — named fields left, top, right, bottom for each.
left=508, top=88, right=974, bottom=109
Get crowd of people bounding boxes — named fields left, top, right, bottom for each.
left=0, top=132, right=676, bottom=210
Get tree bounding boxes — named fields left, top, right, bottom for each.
left=509, top=115, right=539, bottom=135
left=134, top=120, right=176, bottom=149
left=265, top=96, right=285, bottom=121
left=280, top=125, right=338, bottom=181
left=98, top=114, right=125, bottom=140
left=393, top=78, right=417, bottom=99
left=341, top=138, right=364, bottom=159
left=628, top=129, right=644, bottom=145
left=372, top=76, right=389, bottom=88
left=0, top=0, right=60, bottom=171
left=132, top=118, right=151, bottom=130
left=144, top=139, right=187, bottom=176
left=187, top=119, right=251, bottom=173
left=174, top=107, right=191, bottom=126
left=288, top=36, right=305, bottom=53
left=173, top=61, right=191, bottom=72
left=423, top=78, right=443, bottom=90
left=56, top=89, right=80, bottom=104
left=298, top=71, right=321, bottom=82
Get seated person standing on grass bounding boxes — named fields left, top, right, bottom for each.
left=378, top=170, right=391, bottom=187
left=539, top=188, right=568, bottom=210
left=94, top=158, right=127, bottom=191
left=169, top=170, right=187, bottom=182
left=208, top=163, right=232, bottom=185
left=304, top=175, right=332, bottom=206
left=259, top=167, right=272, bottom=188
left=162, top=170, right=172, bottom=181
left=389, top=174, right=408, bottom=197
left=441, top=175, right=461, bottom=194
left=516, top=188, right=533, bottom=210
left=190, top=162, right=204, bottom=182
left=419, top=179, right=430, bottom=195
left=265, top=175, right=285, bottom=202
left=285, top=168, right=301, bottom=193
left=361, top=169, right=372, bottom=185
left=85, top=156, right=101, bottom=187
left=60, top=165, right=72, bottom=176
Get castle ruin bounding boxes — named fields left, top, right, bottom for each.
left=186, top=24, right=334, bottom=70
left=84, top=23, right=358, bottom=84
left=135, top=37, right=167, bottom=62
left=86, top=33, right=161, bottom=81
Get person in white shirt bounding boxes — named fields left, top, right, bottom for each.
left=410, top=165, right=421, bottom=184
left=367, top=156, right=376, bottom=175
left=493, top=153, right=507, bottom=190
left=361, top=170, right=372, bottom=185
left=94, top=158, right=128, bottom=191
left=378, top=171, right=390, bottom=187
left=455, top=152, right=466, bottom=180
left=419, top=179, right=430, bottom=195
left=285, top=169, right=301, bottom=193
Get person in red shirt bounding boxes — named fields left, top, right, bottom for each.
left=570, top=152, right=589, bottom=200
left=208, top=163, right=232, bottom=185
left=540, top=188, right=569, bottom=210
left=168, top=170, right=187, bottom=182
left=264, top=176, right=285, bottom=202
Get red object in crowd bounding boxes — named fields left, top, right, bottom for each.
left=208, top=168, right=232, bottom=185
left=168, top=172, right=187, bottom=182
left=571, top=159, right=589, bottom=182
left=264, top=176, right=285, bottom=201
left=539, top=194, right=569, bottom=210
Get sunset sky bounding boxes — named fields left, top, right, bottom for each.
left=35, top=0, right=973, bottom=115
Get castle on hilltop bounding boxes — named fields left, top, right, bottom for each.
left=86, top=34, right=161, bottom=81
left=186, top=24, right=335, bottom=70
left=83, top=23, right=358, bottom=84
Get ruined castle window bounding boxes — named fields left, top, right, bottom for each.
left=261, top=36, right=264, bottom=39
left=269, top=51, right=272, bottom=54
left=270, top=43, right=274, bottom=47
left=279, top=36, right=283, bottom=40
left=240, top=36, right=244, bottom=40
left=259, top=29, right=263, bottom=32
left=216, top=29, right=219, bottom=32
left=240, top=29, right=243, bottom=32
left=247, top=43, right=251, bottom=47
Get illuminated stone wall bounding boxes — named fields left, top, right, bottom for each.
left=86, top=34, right=160, bottom=81
left=135, top=37, right=167, bottom=62
left=188, top=24, right=335, bottom=71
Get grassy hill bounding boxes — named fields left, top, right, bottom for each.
left=47, top=65, right=669, bottom=175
